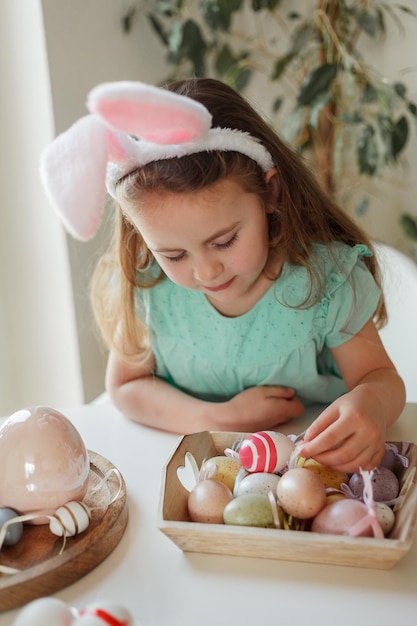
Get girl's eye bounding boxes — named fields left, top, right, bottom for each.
left=166, top=252, right=187, bottom=263
left=213, top=233, right=239, bottom=250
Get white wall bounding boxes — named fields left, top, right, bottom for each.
left=0, top=0, right=83, bottom=416
left=40, top=0, right=167, bottom=404
left=0, top=0, right=166, bottom=416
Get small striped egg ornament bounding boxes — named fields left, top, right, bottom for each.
left=238, top=431, right=295, bottom=473
left=72, top=601, right=132, bottom=625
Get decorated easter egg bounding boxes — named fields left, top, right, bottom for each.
left=13, top=597, right=76, bottom=626
left=0, top=406, right=89, bottom=520
left=348, top=466, right=399, bottom=502
left=223, top=493, right=275, bottom=527
left=234, top=471, right=280, bottom=497
left=297, top=458, right=349, bottom=490
left=49, top=501, right=91, bottom=537
left=238, top=431, right=295, bottom=473
left=311, top=499, right=376, bottom=537
left=0, top=507, right=23, bottom=546
left=375, top=502, right=396, bottom=534
left=277, top=468, right=326, bottom=519
left=200, top=455, right=242, bottom=491
left=187, top=479, right=233, bottom=523
left=73, top=600, right=132, bottom=625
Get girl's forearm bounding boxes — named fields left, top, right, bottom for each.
left=354, top=367, right=406, bottom=428
left=107, top=375, right=223, bottom=433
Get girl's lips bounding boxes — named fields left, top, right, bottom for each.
left=204, top=277, right=235, bottom=292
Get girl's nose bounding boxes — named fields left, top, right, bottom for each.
left=193, top=257, right=223, bottom=284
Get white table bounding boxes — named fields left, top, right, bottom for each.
left=1, top=399, right=417, bottom=625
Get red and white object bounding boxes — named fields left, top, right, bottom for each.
left=238, top=431, right=295, bottom=474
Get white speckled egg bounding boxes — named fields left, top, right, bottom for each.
left=375, top=502, right=396, bottom=534
left=234, top=472, right=280, bottom=497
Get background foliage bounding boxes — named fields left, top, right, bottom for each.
left=123, top=0, right=417, bottom=242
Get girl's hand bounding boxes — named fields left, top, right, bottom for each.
left=298, top=318, right=406, bottom=474
left=298, top=385, right=388, bottom=473
left=223, top=385, right=304, bottom=432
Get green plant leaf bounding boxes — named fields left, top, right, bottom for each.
left=357, top=10, right=380, bottom=36
left=167, top=21, right=184, bottom=54
left=251, top=0, right=281, bottom=11
left=176, top=19, right=207, bottom=75
left=391, top=115, right=409, bottom=158
left=361, top=80, right=378, bottom=103
left=215, top=44, right=235, bottom=76
left=401, top=214, right=417, bottom=240
left=408, top=101, right=417, bottom=117
left=394, top=82, right=407, bottom=98
left=201, top=0, right=243, bottom=32
left=148, top=13, right=169, bottom=46
left=271, top=53, right=295, bottom=80
left=297, top=64, right=338, bottom=106
left=357, top=124, right=379, bottom=175
left=356, top=196, right=370, bottom=217
left=272, top=97, right=283, bottom=112
left=234, top=68, right=252, bottom=91
left=309, top=92, right=332, bottom=129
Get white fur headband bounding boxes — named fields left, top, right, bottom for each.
left=40, top=81, right=274, bottom=241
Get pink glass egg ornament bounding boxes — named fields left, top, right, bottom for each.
left=0, top=406, right=90, bottom=521
left=12, top=597, right=77, bottom=626
left=238, top=431, right=295, bottom=473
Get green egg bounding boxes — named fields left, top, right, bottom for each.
left=223, top=493, right=275, bottom=528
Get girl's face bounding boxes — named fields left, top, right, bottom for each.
left=123, top=176, right=275, bottom=316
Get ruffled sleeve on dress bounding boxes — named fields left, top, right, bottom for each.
left=317, top=244, right=381, bottom=348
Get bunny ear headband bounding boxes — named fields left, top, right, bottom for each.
left=40, top=81, right=274, bottom=241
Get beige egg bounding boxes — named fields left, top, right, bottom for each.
left=187, top=479, right=233, bottom=524
left=200, top=455, right=242, bottom=492
left=277, top=468, right=326, bottom=519
left=297, top=457, right=349, bottom=490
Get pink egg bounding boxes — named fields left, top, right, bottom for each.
left=0, top=406, right=89, bottom=520
left=13, top=597, right=76, bottom=626
left=277, top=468, right=326, bottom=519
left=238, top=431, right=295, bottom=473
left=187, top=479, right=233, bottom=523
left=311, top=498, right=374, bottom=536
left=73, top=601, right=132, bottom=625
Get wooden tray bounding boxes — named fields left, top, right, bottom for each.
left=0, top=451, right=128, bottom=612
left=158, top=431, right=417, bottom=569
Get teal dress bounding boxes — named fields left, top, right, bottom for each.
left=135, top=243, right=380, bottom=405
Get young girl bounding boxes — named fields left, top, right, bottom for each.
left=40, top=78, right=405, bottom=473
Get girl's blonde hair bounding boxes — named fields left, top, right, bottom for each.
left=91, top=77, right=385, bottom=361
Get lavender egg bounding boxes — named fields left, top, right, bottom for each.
left=348, top=466, right=399, bottom=502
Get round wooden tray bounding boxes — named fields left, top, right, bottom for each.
left=0, top=451, right=128, bottom=612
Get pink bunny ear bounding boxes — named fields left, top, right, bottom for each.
left=87, top=81, right=212, bottom=145
left=40, top=115, right=109, bottom=240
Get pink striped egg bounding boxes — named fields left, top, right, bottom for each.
left=238, top=431, right=295, bottom=473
